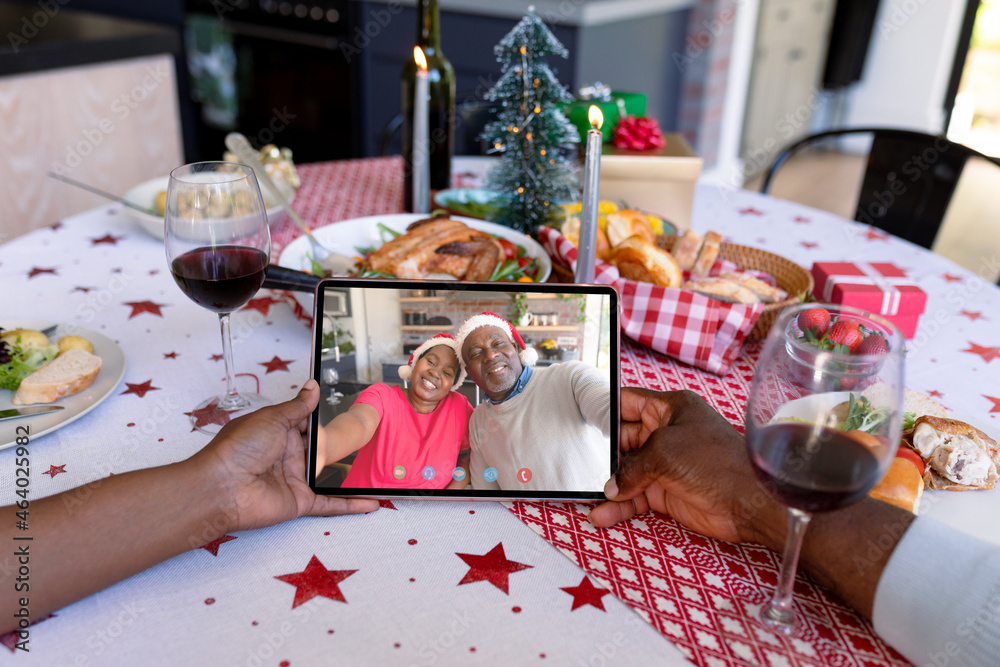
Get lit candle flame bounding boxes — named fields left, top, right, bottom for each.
left=588, top=105, right=604, bottom=130
left=414, top=46, right=427, bottom=71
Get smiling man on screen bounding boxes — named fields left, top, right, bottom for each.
left=454, top=311, right=611, bottom=492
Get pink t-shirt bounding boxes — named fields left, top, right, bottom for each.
left=341, top=384, right=473, bottom=489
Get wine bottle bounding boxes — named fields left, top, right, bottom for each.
left=401, top=0, right=455, bottom=212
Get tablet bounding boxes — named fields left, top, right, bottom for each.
left=307, top=279, right=619, bottom=501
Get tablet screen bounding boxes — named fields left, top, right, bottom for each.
left=308, top=279, right=619, bottom=501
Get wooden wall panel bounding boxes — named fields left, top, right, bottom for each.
left=0, top=54, right=183, bottom=241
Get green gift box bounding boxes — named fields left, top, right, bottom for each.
left=564, top=91, right=646, bottom=142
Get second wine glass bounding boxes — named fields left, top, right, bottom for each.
left=745, top=303, right=905, bottom=635
left=164, top=162, right=271, bottom=432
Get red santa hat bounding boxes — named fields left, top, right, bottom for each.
left=397, top=333, right=467, bottom=389
left=454, top=311, right=538, bottom=368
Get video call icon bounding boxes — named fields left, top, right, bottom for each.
left=421, top=466, right=435, bottom=481
left=452, top=467, right=466, bottom=482
left=483, top=467, right=499, bottom=483
left=393, top=465, right=406, bottom=480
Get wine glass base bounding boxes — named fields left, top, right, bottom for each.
left=759, top=603, right=799, bottom=636
left=188, top=393, right=271, bottom=435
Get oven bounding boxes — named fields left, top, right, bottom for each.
left=184, top=0, right=359, bottom=163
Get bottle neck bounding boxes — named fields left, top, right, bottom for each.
left=417, top=0, right=441, bottom=51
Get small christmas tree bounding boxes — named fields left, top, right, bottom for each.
left=482, top=9, right=579, bottom=234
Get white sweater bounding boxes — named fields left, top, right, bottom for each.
left=468, top=361, right=611, bottom=492
left=874, top=517, right=1000, bottom=665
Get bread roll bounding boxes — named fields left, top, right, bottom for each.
left=682, top=277, right=760, bottom=304
left=869, top=457, right=923, bottom=513
left=606, top=210, right=656, bottom=246
left=691, top=231, right=722, bottom=278
left=611, top=235, right=682, bottom=288
left=12, top=349, right=102, bottom=405
left=672, top=229, right=702, bottom=270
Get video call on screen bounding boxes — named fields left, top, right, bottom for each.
left=312, top=283, right=616, bottom=495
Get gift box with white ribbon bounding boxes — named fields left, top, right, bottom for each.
left=811, top=261, right=928, bottom=338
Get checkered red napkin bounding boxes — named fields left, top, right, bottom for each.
left=538, top=227, right=764, bottom=375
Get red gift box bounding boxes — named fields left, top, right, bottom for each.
left=811, top=261, right=927, bottom=338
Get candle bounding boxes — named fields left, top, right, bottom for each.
left=576, top=105, right=603, bottom=284
left=412, top=46, right=431, bottom=214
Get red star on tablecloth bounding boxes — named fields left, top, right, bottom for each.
left=122, top=380, right=160, bottom=398
left=560, top=576, right=612, bottom=612
left=260, top=356, right=293, bottom=374
left=210, top=353, right=224, bottom=362
left=793, top=216, right=810, bottom=223
left=201, top=535, right=238, bottom=556
left=986, top=396, right=1000, bottom=414
left=124, top=301, right=166, bottom=319
left=164, top=351, right=178, bottom=359
left=275, top=555, right=357, bottom=608
left=927, top=390, right=944, bottom=398
left=43, top=464, right=67, bottom=478
left=27, top=267, right=57, bottom=279
left=379, top=499, right=398, bottom=510
left=244, top=296, right=281, bottom=316
left=739, top=207, right=763, bottom=216
left=962, top=342, right=1000, bottom=364
left=960, top=310, right=984, bottom=321
left=91, top=234, right=123, bottom=245
left=863, top=229, right=889, bottom=241
left=800, top=241, right=818, bottom=249
left=942, top=273, right=963, bottom=282
left=456, top=542, right=532, bottom=594
left=185, top=399, right=232, bottom=430
left=73, top=286, right=94, bottom=293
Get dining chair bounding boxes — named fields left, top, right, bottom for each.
left=760, top=128, right=1000, bottom=251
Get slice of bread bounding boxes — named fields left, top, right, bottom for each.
left=12, top=349, right=102, bottom=405
left=612, top=235, right=683, bottom=287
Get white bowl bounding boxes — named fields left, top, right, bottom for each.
left=122, top=175, right=295, bottom=240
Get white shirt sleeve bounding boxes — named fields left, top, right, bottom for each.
left=873, top=516, right=1000, bottom=666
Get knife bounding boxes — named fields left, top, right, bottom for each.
left=0, top=405, right=65, bottom=422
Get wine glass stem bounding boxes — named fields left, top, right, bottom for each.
left=217, top=312, right=246, bottom=411
left=762, top=508, right=812, bottom=633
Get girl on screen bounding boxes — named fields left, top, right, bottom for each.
left=315, top=334, right=474, bottom=489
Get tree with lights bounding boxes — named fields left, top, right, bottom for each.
left=482, top=9, right=580, bottom=234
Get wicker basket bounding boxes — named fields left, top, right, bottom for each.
left=547, top=238, right=813, bottom=340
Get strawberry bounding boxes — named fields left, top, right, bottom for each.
left=797, top=307, right=831, bottom=337
left=857, top=333, right=889, bottom=356
left=827, top=319, right=863, bottom=353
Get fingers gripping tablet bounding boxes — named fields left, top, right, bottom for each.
left=307, top=279, right=620, bottom=502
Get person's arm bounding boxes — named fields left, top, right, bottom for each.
left=567, top=363, right=612, bottom=437
left=587, top=388, right=914, bottom=619
left=315, top=403, right=380, bottom=475
left=0, top=380, right=379, bottom=634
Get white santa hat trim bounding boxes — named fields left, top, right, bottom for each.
left=454, top=311, right=538, bottom=368
left=397, top=333, right=467, bottom=390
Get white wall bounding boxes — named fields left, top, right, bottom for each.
left=843, top=0, right=967, bottom=132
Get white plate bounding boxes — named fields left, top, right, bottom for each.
left=277, top=213, right=552, bottom=308
left=122, top=176, right=294, bottom=240
left=1, top=320, right=126, bottom=451
left=771, top=392, right=1000, bottom=546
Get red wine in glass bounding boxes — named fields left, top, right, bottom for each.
left=170, top=245, right=268, bottom=313
left=748, top=423, right=883, bottom=513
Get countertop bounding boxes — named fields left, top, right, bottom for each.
left=0, top=1, right=180, bottom=77
left=354, top=0, right=696, bottom=26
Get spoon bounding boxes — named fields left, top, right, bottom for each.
left=224, top=132, right=355, bottom=276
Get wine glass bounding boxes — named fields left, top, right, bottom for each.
left=745, top=303, right=904, bottom=635
left=164, top=162, right=271, bottom=432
